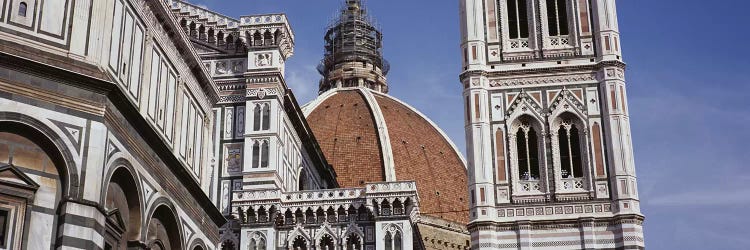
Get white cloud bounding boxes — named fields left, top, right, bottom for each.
left=285, top=62, right=319, bottom=105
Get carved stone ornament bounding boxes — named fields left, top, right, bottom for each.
left=256, top=53, right=272, bottom=67
left=257, top=89, right=266, bottom=99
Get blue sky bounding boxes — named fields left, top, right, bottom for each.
left=190, top=0, right=750, bottom=249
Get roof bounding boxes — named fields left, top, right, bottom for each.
left=303, top=88, right=469, bottom=224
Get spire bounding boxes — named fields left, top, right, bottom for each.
left=317, top=0, right=390, bottom=94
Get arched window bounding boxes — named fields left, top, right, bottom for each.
left=274, top=30, right=283, bottom=45
left=346, top=234, right=362, bottom=250
left=506, top=0, right=529, bottom=39
left=217, top=31, right=225, bottom=46
left=251, top=141, right=260, bottom=168
left=319, top=235, right=335, bottom=250
left=249, top=239, right=256, bottom=250
left=298, top=169, right=307, bottom=191
left=263, top=31, right=272, bottom=46
left=253, top=32, right=263, bottom=46
left=246, top=208, right=256, bottom=223
left=546, top=0, right=569, bottom=36
left=257, top=207, right=268, bottom=223
left=189, top=22, right=197, bottom=38
left=558, top=122, right=583, bottom=178
left=208, top=29, right=215, bottom=43
left=393, top=199, right=404, bottom=215
left=516, top=126, right=540, bottom=180
left=394, top=232, right=402, bottom=250
left=253, top=105, right=262, bottom=131
left=261, top=104, right=271, bottom=130
left=260, top=140, right=269, bottom=168
left=18, top=2, right=28, bottom=17
left=198, top=25, right=206, bottom=41
left=292, top=236, right=307, bottom=250
left=258, top=238, right=266, bottom=249
left=384, top=232, right=392, bottom=250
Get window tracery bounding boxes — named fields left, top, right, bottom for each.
left=319, top=234, right=335, bottom=250
left=508, top=114, right=548, bottom=197
left=516, top=122, right=539, bottom=181
left=557, top=120, right=583, bottom=179
left=550, top=112, right=592, bottom=194
left=546, top=0, right=570, bottom=36
left=251, top=139, right=270, bottom=169
left=253, top=103, right=272, bottom=131
left=506, top=0, right=529, bottom=39
left=292, top=235, right=307, bottom=250
left=346, top=234, right=362, bottom=250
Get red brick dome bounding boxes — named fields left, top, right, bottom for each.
left=304, top=88, right=469, bottom=224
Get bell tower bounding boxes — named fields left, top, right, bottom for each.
left=317, top=0, right=390, bottom=94
left=460, top=0, right=644, bottom=249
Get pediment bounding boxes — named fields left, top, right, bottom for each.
left=0, top=164, right=40, bottom=191
left=105, top=208, right=127, bottom=235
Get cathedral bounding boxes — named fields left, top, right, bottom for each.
left=0, top=0, right=643, bottom=249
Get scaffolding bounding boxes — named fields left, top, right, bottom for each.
left=317, top=0, right=389, bottom=77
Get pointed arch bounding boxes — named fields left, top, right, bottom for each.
left=189, top=21, right=197, bottom=38
left=315, top=224, right=337, bottom=250
left=550, top=111, right=592, bottom=193
left=253, top=104, right=262, bottom=131
left=508, top=113, right=548, bottom=195
left=274, top=29, right=283, bottom=45
left=261, top=103, right=271, bottom=130
left=207, top=28, right=215, bottom=43
left=260, top=140, right=269, bottom=168
left=198, top=25, right=206, bottom=41
left=286, top=224, right=311, bottom=249
left=253, top=31, right=263, bottom=46
left=251, top=140, right=260, bottom=169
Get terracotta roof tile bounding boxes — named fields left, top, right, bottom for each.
left=306, top=89, right=468, bottom=224
left=306, top=90, right=386, bottom=187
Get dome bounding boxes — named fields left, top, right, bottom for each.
left=303, top=87, right=469, bottom=224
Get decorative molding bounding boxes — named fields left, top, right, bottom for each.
left=490, top=73, right=597, bottom=88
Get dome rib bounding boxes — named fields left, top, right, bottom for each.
left=305, top=87, right=469, bottom=224
left=304, top=88, right=387, bottom=187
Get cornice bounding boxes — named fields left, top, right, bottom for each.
left=459, top=61, right=627, bottom=80
left=0, top=51, right=226, bottom=230
left=145, top=0, right=220, bottom=104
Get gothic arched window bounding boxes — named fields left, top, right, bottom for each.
left=258, top=238, right=266, bottom=249
left=516, top=126, right=540, bottom=180
left=298, top=169, right=307, bottom=191
left=252, top=141, right=260, bottom=168
left=558, top=122, right=583, bottom=178
left=292, top=236, right=307, bottom=250
left=253, top=32, right=263, bottom=46
left=260, top=140, right=269, bottom=168
left=18, top=2, right=28, bottom=17
left=253, top=105, right=262, bottom=131
left=394, top=232, right=402, bottom=250
left=546, top=0, right=569, bottom=36
left=506, top=0, right=529, bottom=39
left=319, top=235, right=335, bottom=250
left=384, top=232, right=393, bottom=250
left=346, top=234, right=362, bottom=250
left=262, top=104, right=271, bottom=130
